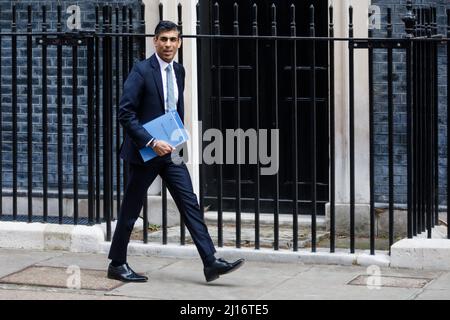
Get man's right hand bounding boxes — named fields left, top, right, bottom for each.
left=152, top=140, right=175, bottom=157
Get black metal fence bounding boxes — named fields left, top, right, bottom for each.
left=0, top=1, right=449, bottom=255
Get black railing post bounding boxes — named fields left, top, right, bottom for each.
left=411, top=9, right=420, bottom=236
left=348, top=6, right=355, bottom=253
left=271, top=3, right=280, bottom=251
left=26, top=5, right=33, bottom=223
left=329, top=4, right=335, bottom=253
left=369, top=6, right=377, bottom=256
left=234, top=2, right=242, bottom=249
left=309, top=4, right=317, bottom=253
left=213, top=2, right=223, bottom=248
left=252, top=3, right=260, bottom=250
left=41, top=5, right=49, bottom=223
left=115, top=6, right=121, bottom=226
left=11, top=3, right=17, bottom=221
left=57, top=4, right=63, bottom=224
left=103, top=5, right=113, bottom=240
left=72, top=30, right=79, bottom=225
left=432, top=7, right=439, bottom=228
left=447, top=8, right=450, bottom=239
left=140, top=3, right=146, bottom=61
left=121, top=5, right=129, bottom=201
left=196, top=2, right=206, bottom=238
left=290, top=4, right=299, bottom=252
left=387, top=8, right=394, bottom=253
left=0, top=7, right=2, bottom=219
left=447, top=9, right=450, bottom=239
left=425, top=8, right=432, bottom=238
left=402, top=0, right=416, bottom=239
left=95, top=5, right=101, bottom=224
left=158, top=3, right=168, bottom=246
left=87, top=33, right=95, bottom=225
left=178, top=2, right=186, bottom=246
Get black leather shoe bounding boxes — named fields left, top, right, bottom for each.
left=107, top=263, right=148, bottom=282
left=204, top=258, right=245, bottom=282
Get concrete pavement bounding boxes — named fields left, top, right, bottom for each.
left=0, top=248, right=449, bottom=300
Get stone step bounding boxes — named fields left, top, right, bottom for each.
left=204, top=211, right=327, bottom=229
left=143, top=223, right=330, bottom=250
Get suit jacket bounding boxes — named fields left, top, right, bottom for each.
left=118, top=54, right=185, bottom=165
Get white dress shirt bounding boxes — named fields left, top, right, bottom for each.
left=155, top=53, right=179, bottom=111
left=147, top=54, right=179, bottom=148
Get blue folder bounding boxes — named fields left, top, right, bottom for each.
left=139, top=111, right=189, bottom=162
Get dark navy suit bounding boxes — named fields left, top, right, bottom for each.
left=108, top=54, right=216, bottom=264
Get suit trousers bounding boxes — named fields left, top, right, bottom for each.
left=108, top=154, right=216, bottom=264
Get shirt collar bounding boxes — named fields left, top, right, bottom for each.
left=156, top=53, right=174, bottom=71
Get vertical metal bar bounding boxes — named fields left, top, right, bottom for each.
left=253, top=4, right=260, bottom=250
left=139, top=3, right=146, bottom=60
left=108, top=6, right=115, bottom=239
left=419, top=8, right=425, bottom=234
left=0, top=7, right=2, bottom=218
left=57, top=4, right=63, bottom=224
left=95, top=5, right=101, bottom=224
left=447, top=8, right=450, bottom=239
left=178, top=3, right=186, bottom=246
left=309, top=5, right=317, bottom=253
left=41, top=5, right=49, bottom=222
left=272, top=4, right=280, bottom=251
left=234, top=3, right=242, bottom=249
left=369, top=7, right=377, bottom=255
left=290, top=4, right=299, bottom=252
left=87, top=35, right=95, bottom=225
left=103, top=5, right=112, bottom=240
left=115, top=6, right=121, bottom=230
left=349, top=6, right=355, bottom=253
left=26, top=6, right=33, bottom=222
left=122, top=5, right=129, bottom=192
left=428, top=8, right=435, bottom=233
left=432, top=8, right=439, bottom=228
left=128, top=8, right=134, bottom=71
left=141, top=5, right=148, bottom=244
left=425, top=9, right=432, bottom=238
left=412, top=9, right=420, bottom=236
left=196, top=2, right=207, bottom=245
left=72, top=36, right=79, bottom=225
left=159, top=3, right=168, bottom=245
left=178, top=3, right=183, bottom=66
left=329, top=5, right=336, bottom=253
left=11, top=4, right=17, bottom=221
left=387, top=8, right=394, bottom=252
left=405, top=5, right=415, bottom=239
left=213, top=3, right=223, bottom=248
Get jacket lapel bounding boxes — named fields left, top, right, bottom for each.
left=150, top=55, right=165, bottom=109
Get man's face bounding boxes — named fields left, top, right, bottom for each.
left=154, top=29, right=181, bottom=63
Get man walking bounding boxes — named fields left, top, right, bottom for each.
left=107, top=21, right=244, bottom=283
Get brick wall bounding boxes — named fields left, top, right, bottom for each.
left=0, top=0, right=143, bottom=195
left=371, top=0, right=448, bottom=205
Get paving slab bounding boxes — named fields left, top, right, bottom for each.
left=0, top=266, right=124, bottom=291
left=0, top=249, right=63, bottom=278
left=414, top=289, right=450, bottom=300
left=0, top=248, right=448, bottom=300
left=259, top=265, right=422, bottom=300
left=34, top=251, right=176, bottom=275
left=109, top=259, right=310, bottom=300
left=0, top=287, right=140, bottom=300
left=424, top=272, right=450, bottom=290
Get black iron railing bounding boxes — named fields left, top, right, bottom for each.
left=0, top=1, right=449, bottom=255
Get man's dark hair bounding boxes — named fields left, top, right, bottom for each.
left=154, top=20, right=180, bottom=37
